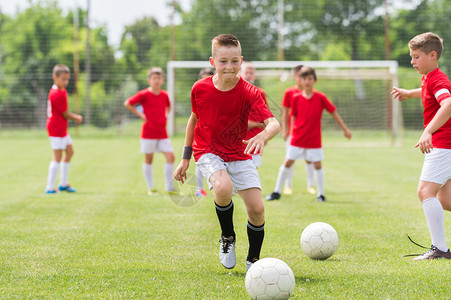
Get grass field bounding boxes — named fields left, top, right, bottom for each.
left=1, top=127, right=451, bottom=299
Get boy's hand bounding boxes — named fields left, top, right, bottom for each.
left=391, top=87, right=410, bottom=102
left=344, top=128, right=352, bottom=139
left=140, top=113, right=147, bottom=122
left=415, top=131, right=433, bottom=154
left=173, top=159, right=190, bottom=184
left=243, top=134, right=265, bottom=155
left=74, top=115, right=83, bottom=124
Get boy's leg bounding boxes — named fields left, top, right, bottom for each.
left=59, top=144, right=74, bottom=189
left=238, top=188, right=265, bottom=264
left=283, top=166, right=294, bottom=194
left=305, top=161, right=316, bottom=194
left=162, top=151, right=175, bottom=191
left=143, top=153, right=155, bottom=191
left=438, top=179, right=451, bottom=211
left=266, top=159, right=295, bottom=201
left=46, top=150, right=63, bottom=192
left=314, top=161, right=325, bottom=200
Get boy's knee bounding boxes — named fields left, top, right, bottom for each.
left=213, top=182, right=233, bottom=200
left=313, top=161, right=322, bottom=169
left=284, top=159, right=294, bottom=168
left=166, top=152, right=175, bottom=163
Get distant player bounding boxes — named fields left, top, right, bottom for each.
left=173, top=34, right=280, bottom=271
left=392, top=32, right=451, bottom=260
left=266, top=66, right=351, bottom=202
left=241, top=61, right=267, bottom=168
left=194, top=67, right=215, bottom=197
left=45, top=64, right=83, bottom=193
left=281, top=65, right=318, bottom=195
left=124, top=67, right=175, bottom=195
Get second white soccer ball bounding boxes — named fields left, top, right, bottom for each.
left=300, top=222, right=339, bottom=260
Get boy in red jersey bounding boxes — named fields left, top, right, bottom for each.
left=173, top=34, right=280, bottom=271
left=392, top=32, right=451, bottom=260
left=241, top=61, right=267, bottom=168
left=266, top=66, right=351, bottom=202
left=45, top=64, right=83, bottom=194
left=281, top=65, right=317, bottom=195
left=124, top=67, right=175, bottom=195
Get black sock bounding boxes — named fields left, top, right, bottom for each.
left=247, top=221, right=265, bottom=261
left=215, top=200, right=235, bottom=239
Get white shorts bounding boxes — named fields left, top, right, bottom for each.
left=140, top=138, right=173, bottom=154
left=195, top=153, right=262, bottom=191
left=49, top=134, right=72, bottom=150
left=286, top=145, right=324, bottom=162
left=252, top=154, right=262, bottom=168
left=420, top=148, right=451, bottom=185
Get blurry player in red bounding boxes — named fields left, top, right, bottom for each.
left=173, top=34, right=280, bottom=271
left=45, top=64, right=83, bottom=194
left=241, top=61, right=267, bottom=168
left=194, top=68, right=215, bottom=197
left=266, top=66, right=351, bottom=202
left=392, top=32, right=451, bottom=260
left=124, top=67, right=175, bottom=195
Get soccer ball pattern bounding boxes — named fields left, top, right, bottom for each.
left=245, top=257, right=295, bottom=300
left=300, top=222, right=339, bottom=260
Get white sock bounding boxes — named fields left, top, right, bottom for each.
left=285, top=165, right=294, bottom=188
left=195, top=166, right=204, bottom=191
left=59, top=162, right=70, bottom=187
left=315, top=168, right=324, bottom=196
left=165, top=163, right=174, bottom=191
left=46, top=161, right=60, bottom=191
left=274, top=165, right=290, bottom=194
left=422, top=197, right=448, bottom=252
left=142, top=163, right=154, bottom=190
left=305, top=163, right=315, bottom=188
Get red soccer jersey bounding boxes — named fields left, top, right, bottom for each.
left=47, top=85, right=68, bottom=137
left=128, top=88, right=170, bottom=139
left=421, top=67, right=451, bottom=149
left=282, top=86, right=301, bottom=108
left=191, top=77, right=273, bottom=162
left=245, top=87, right=267, bottom=140
left=290, top=91, right=336, bottom=148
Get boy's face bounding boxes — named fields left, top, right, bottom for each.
left=53, top=73, right=70, bottom=89
left=410, top=48, right=437, bottom=75
left=148, top=74, right=164, bottom=88
left=241, top=66, right=256, bottom=84
left=210, top=46, right=243, bottom=80
left=300, top=74, right=316, bottom=90
left=294, top=70, right=303, bottom=89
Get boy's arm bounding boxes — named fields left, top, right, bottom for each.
left=124, top=99, right=147, bottom=122
left=281, top=107, right=290, bottom=140
left=391, top=87, right=422, bottom=101
left=62, top=111, right=83, bottom=124
left=173, top=113, right=198, bottom=183
left=243, top=117, right=280, bottom=155
left=331, top=111, right=351, bottom=139
left=248, top=120, right=266, bottom=130
left=416, top=97, right=451, bottom=153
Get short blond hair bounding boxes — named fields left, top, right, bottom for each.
left=53, top=64, right=70, bottom=77
left=147, top=67, right=164, bottom=78
left=211, top=34, right=241, bottom=57
left=409, top=32, right=443, bottom=59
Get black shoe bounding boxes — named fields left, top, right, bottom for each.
left=265, top=192, right=281, bottom=201
left=317, top=195, right=326, bottom=202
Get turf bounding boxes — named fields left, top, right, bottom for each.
left=1, top=128, right=451, bottom=299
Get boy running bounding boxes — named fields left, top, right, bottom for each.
left=241, top=61, right=268, bottom=168
left=392, top=32, right=451, bottom=260
left=173, top=34, right=280, bottom=271
left=266, top=66, right=351, bottom=202
left=45, top=64, right=83, bottom=194
left=124, top=67, right=175, bottom=195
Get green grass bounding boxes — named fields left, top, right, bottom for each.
left=1, top=128, right=451, bottom=299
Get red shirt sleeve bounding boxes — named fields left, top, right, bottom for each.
left=128, top=91, right=144, bottom=106
left=51, top=90, right=68, bottom=114
left=191, top=86, right=199, bottom=118
left=322, top=94, right=337, bottom=113
left=431, top=76, right=451, bottom=104
left=250, top=87, right=273, bottom=123
left=282, top=89, right=291, bottom=108
left=291, top=95, right=298, bottom=117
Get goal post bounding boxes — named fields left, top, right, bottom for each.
left=167, top=60, right=400, bottom=142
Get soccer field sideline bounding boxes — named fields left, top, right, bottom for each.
left=1, top=130, right=451, bottom=299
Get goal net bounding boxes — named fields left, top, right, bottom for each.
left=166, top=60, right=400, bottom=141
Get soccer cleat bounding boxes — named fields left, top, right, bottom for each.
left=317, top=195, right=326, bottom=202
left=246, top=257, right=259, bottom=271
left=265, top=192, right=281, bottom=201
left=45, top=189, right=58, bottom=194
left=148, top=188, right=158, bottom=195
left=283, top=186, right=293, bottom=195
left=307, top=186, right=316, bottom=195
left=58, top=185, right=76, bottom=193
left=219, top=236, right=236, bottom=269
left=195, top=189, right=208, bottom=197
left=412, top=246, right=451, bottom=261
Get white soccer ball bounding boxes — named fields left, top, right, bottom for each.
left=300, top=222, right=339, bottom=260
left=245, top=257, right=295, bottom=300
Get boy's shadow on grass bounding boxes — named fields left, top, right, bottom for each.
left=226, top=270, right=325, bottom=285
